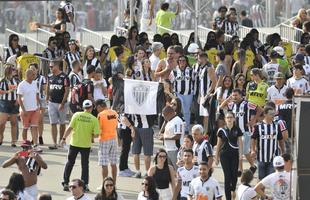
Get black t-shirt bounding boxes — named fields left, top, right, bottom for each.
left=277, top=100, right=294, bottom=137
left=82, top=78, right=94, bottom=98
left=217, top=126, right=243, bottom=153
left=48, top=72, right=69, bottom=103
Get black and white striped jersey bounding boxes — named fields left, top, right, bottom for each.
left=198, top=63, right=213, bottom=97
left=4, top=47, right=19, bottom=62
left=171, top=66, right=195, bottom=95
left=64, top=51, right=80, bottom=74
left=0, top=78, right=19, bottom=101
left=228, top=100, right=257, bottom=132
left=252, top=121, right=284, bottom=163
left=82, top=58, right=101, bottom=78
left=35, top=75, right=46, bottom=99
left=133, top=114, right=155, bottom=129
left=68, top=71, right=81, bottom=88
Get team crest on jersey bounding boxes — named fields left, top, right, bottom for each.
left=58, top=79, right=62, bottom=84
left=132, top=84, right=150, bottom=106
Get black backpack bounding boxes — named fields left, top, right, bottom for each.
left=71, top=80, right=90, bottom=106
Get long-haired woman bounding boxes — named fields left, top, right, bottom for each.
left=137, top=176, right=159, bottom=200
left=82, top=45, right=101, bottom=78
left=95, top=177, right=119, bottom=200
left=0, top=65, right=19, bottom=146
left=4, top=34, right=20, bottom=62
left=234, top=73, right=246, bottom=97
left=292, top=8, right=310, bottom=29
left=148, top=149, right=176, bottom=200
left=215, top=111, right=243, bottom=200
left=5, top=172, right=32, bottom=200
left=126, top=26, right=139, bottom=53
left=38, top=8, right=66, bottom=33
left=141, top=58, right=154, bottom=81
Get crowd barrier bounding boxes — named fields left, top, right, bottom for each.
left=238, top=25, right=269, bottom=42
left=5, top=29, right=47, bottom=54
left=115, top=26, right=128, bottom=37
left=80, top=27, right=110, bottom=52
left=35, top=28, right=54, bottom=45
left=197, top=25, right=232, bottom=43
left=279, top=23, right=303, bottom=43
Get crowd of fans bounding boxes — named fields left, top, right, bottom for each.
left=0, top=0, right=308, bottom=200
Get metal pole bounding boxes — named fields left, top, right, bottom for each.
left=130, top=0, right=134, bottom=28
left=194, top=0, right=198, bottom=43
left=118, top=0, right=123, bottom=29
left=44, top=1, right=47, bottom=25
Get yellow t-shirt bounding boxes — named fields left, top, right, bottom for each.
left=155, top=10, right=176, bottom=34
left=206, top=48, right=219, bottom=67
left=246, top=81, right=269, bottom=107
left=16, top=54, right=40, bottom=80
left=108, top=46, right=132, bottom=66
left=282, top=42, right=293, bottom=58
left=159, top=49, right=166, bottom=60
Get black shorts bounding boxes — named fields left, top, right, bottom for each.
left=0, top=100, right=19, bottom=114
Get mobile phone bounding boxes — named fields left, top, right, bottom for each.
left=19, top=151, right=29, bottom=157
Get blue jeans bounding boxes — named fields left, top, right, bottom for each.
left=258, top=161, right=275, bottom=180
left=177, top=93, right=193, bottom=132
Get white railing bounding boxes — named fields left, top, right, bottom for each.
left=79, top=27, right=110, bottom=51
left=5, top=29, right=47, bottom=54
left=197, top=25, right=232, bottom=43
left=279, top=23, right=303, bottom=43
left=0, top=45, right=7, bottom=77
left=156, top=25, right=190, bottom=47
left=35, top=28, right=54, bottom=45
left=238, top=25, right=269, bottom=43
left=115, top=26, right=128, bottom=37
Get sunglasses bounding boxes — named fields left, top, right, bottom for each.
left=12, top=39, right=19, bottom=41
left=238, top=78, right=245, bottom=81
left=179, top=59, right=186, bottom=62
left=158, top=155, right=167, bottom=158
left=69, top=185, right=77, bottom=189
left=141, top=182, right=148, bottom=186
left=51, top=42, right=57, bottom=45
left=105, top=184, right=114, bottom=187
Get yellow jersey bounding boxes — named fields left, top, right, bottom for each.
left=16, top=54, right=40, bottom=80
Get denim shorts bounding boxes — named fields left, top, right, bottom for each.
left=242, top=131, right=251, bottom=155
left=0, top=100, right=19, bottom=114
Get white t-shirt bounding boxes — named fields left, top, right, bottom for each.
left=261, top=171, right=291, bottom=200
left=66, top=194, right=91, bottom=200
left=17, top=80, right=38, bottom=111
left=93, top=79, right=107, bottom=101
left=263, top=63, right=279, bottom=86
left=267, top=85, right=288, bottom=105
left=287, top=77, right=309, bottom=95
left=303, top=64, right=310, bottom=80
left=237, top=184, right=256, bottom=200
left=188, top=177, right=223, bottom=200
left=177, top=165, right=200, bottom=198
left=164, top=116, right=184, bottom=151
left=137, top=192, right=148, bottom=200
left=149, top=53, right=160, bottom=71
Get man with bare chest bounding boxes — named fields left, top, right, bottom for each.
left=1, top=140, right=47, bottom=199
left=155, top=46, right=178, bottom=82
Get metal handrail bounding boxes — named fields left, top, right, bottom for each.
left=5, top=28, right=47, bottom=54
left=279, top=23, right=303, bottom=43
left=156, top=25, right=190, bottom=46
left=115, top=26, right=128, bottom=37
left=238, top=25, right=269, bottom=42
left=79, top=27, right=110, bottom=51
left=36, top=28, right=54, bottom=45
left=197, top=25, right=232, bottom=43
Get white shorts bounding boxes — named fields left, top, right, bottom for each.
left=140, top=18, right=156, bottom=32
left=24, top=184, right=38, bottom=199
left=157, top=188, right=172, bottom=200
left=199, top=97, right=209, bottom=117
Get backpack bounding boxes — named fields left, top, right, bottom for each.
left=71, top=80, right=90, bottom=106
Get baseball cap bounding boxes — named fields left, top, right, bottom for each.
left=294, top=53, right=305, bottom=61
left=82, top=100, right=93, bottom=108
left=21, top=140, right=32, bottom=148
left=187, top=43, right=199, bottom=54
left=152, top=42, right=163, bottom=51
left=269, top=50, right=279, bottom=58
left=273, top=46, right=285, bottom=57
left=274, top=72, right=284, bottom=79
left=273, top=156, right=285, bottom=167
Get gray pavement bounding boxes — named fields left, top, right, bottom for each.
left=0, top=122, right=256, bottom=200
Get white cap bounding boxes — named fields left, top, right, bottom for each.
left=82, top=100, right=93, bottom=108
left=273, top=156, right=285, bottom=167
left=273, top=46, right=285, bottom=57
left=187, top=43, right=199, bottom=53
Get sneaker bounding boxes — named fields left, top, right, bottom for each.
left=133, top=171, right=141, bottom=178
left=39, top=136, right=44, bottom=145
left=84, top=184, right=90, bottom=192
left=33, top=145, right=43, bottom=153
left=48, top=145, right=58, bottom=150
left=124, top=168, right=135, bottom=176
left=250, top=165, right=257, bottom=174
left=119, top=170, right=132, bottom=177
left=62, top=183, right=69, bottom=191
